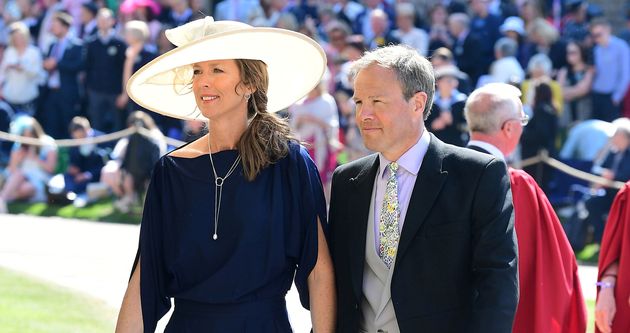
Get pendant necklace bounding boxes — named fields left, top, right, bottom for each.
left=208, top=136, right=241, bottom=240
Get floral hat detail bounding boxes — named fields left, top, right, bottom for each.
left=126, top=16, right=327, bottom=120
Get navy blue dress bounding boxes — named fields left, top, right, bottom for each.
left=132, top=142, right=327, bottom=332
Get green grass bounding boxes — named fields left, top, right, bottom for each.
left=587, top=299, right=595, bottom=333
left=577, top=243, right=600, bottom=265
left=0, top=267, right=116, bottom=333
left=7, top=198, right=141, bottom=224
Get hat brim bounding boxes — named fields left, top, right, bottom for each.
left=127, top=27, right=326, bottom=120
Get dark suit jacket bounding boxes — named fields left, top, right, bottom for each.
left=453, top=33, right=484, bottom=85
left=47, top=38, right=84, bottom=101
left=329, top=134, right=518, bottom=333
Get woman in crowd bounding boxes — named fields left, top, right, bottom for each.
left=0, top=21, right=43, bottom=116
left=557, top=41, right=594, bottom=124
left=0, top=116, right=57, bottom=213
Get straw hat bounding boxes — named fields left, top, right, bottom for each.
left=126, top=16, right=327, bottom=120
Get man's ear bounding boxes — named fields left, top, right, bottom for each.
left=412, top=91, right=428, bottom=116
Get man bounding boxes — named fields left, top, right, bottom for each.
left=584, top=118, right=630, bottom=244
left=367, top=9, right=399, bottom=50
left=590, top=18, right=630, bottom=122
left=39, top=11, right=84, bottom=139
left=448, top=12, right=484, bottom=86
left=328, top=45, right=518, bottom=333
left=84, top=8, right=126, bottom=133
left=465, top=83, right=587, bottom=333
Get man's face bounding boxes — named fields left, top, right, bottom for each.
left=590, top=24, right=610, bottom=45
left=353, top=64, right=426, bottom=159
left=611, top=131, right=630, bottom=151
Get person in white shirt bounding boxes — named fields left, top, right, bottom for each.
left=487, top=37, right=525, bottom=85
left=392, top=3, right=428, bottom=56
left=0, top=22, right=43, bottom=116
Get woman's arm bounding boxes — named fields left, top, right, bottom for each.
left=40, top=149, right=57, bottom=174
left=116, top=259, right=143, bottom=333
left=595, top=261, right=619, bottom=333
left=307, top=218, right=336, bottom=333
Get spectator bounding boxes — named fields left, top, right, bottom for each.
left=40, top=11, right=84, bottom=139
left=590, top=18, right=630, bottom=122
left=448, top=12, right=484, bottom=85
left=117, top=20, right=158, bottom=131
left=521, top=82, right=558, bottom=192
left=0, top=101, right=15, bottom=166
left=352, top=0, right=395, bottom=43
left=54, top=116, right=107, bottom=201
left=78, top=2, right=97, bottom=40
left=560, top=119, right=615, bottom=161
left=427, top=4, right=452, bottom=54
left=584, top=117, right=630, bottom=244
left=500, top=16, right=529, bottom=68
left=427, top=65, right=468, bottom=146
left=159, top=0, right=192, bottom=27
left=430, top=47, right=472, bottom=94
left=487, top=37, right=525, bottom=85
left=366, top=8, right=398, bottom=50
left=524, top=18, right=567, bottom=72
left=119, top=0, right=163, bottom=45
left=0, top=116, right=57, bottom=213
left=213, top=0, right=261, bottom=23
left=84, top=7, right=126, bottom=133
left=392, top=3, right=428, bottom=56
left=595, top=181, right=630, bottom=333
left=469, top=0, right=502, bottom=75
left=289, top=75, right=339, bottom=196
left=250, top=0, right=288, bottom=27
left=36, top=0, right=65, bottom=53
left=332, top=0, right=364, bottom=28
left=557, top=40, right=594, bottom=124
left=521, top=53, right=563, bottom=116
left=0, top=21, right=43, bottom=116
left=561, top=0, right=589, bottom=43
left=156, top=26, right=175, bottom=55
left=105, top=111, right=166, bottom=213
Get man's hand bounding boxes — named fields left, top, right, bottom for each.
left=595, top=287, right=616, bottom=333
left=43, top=58, right=57, bottom=71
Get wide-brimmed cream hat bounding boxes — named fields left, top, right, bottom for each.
left=126, top=16, right=326, bottom=120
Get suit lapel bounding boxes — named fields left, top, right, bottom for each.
left=348, top=155, right=379, bottom=300
left=396, top=135, right=448, bottom=263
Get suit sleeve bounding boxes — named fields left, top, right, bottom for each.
left=57, top=43, right=85, bottom=73
left=470, top=159, right=519, bottom=333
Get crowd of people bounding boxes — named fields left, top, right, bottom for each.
left=0, top=1, right=627, bottom=246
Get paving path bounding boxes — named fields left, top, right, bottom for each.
left=0, top=213, right=598, bottom=332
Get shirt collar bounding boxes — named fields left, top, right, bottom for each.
left=468, top=140, right=505, bottom=161
left=378, top=129, right=431, bottom=178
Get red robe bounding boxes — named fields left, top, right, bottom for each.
left=510, top=168, right=587, bottom=333
left=596, top=182, right=630, bottom=333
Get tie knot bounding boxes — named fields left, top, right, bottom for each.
left=388, top=162, right=398, bottom=174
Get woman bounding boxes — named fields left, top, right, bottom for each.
left=556, top=41, right=594, bottom=124
left=0, top=116, right=57, bottom=213
left=116, top=17, right=335, bottom=332
left=427, top=4, right=451, bottom=55
left=0, top=21, right=43, bottom=116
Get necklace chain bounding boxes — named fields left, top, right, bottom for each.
left=208, top=137, right=241, bottom=241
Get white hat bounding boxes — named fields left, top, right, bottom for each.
left=499, top=16, right=525, bottom=36
left=126, top=16, right=327, bottom=120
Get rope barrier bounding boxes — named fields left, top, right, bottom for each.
left=0, top=126, right=186, bottom=148
left=0, top=127, right=624, bottom=190
left=517, top=149, right=625, bottom=190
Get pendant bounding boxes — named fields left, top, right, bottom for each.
left=213, top=233, right=218, bottom=240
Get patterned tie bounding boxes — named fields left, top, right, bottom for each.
left=379, top=162, right=400, bottom=269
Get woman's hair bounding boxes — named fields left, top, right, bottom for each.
left=567, top=40, right=592, bottom=66
left=12, top=116, right=47, bottom=154
left=235, top=59, right=295, bottom=181
left=533, top=82, right=553, bottom=107
left=127, top=110, right=158, bottom=130
left=125, top=20, right=150, bottom=43
left=8, top=21, right=31, bottom=47
left=527, top=53, right=553, bottom=75
left=528, top=18, right=559, bottom=45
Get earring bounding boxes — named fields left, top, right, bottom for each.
left=244, top=94, right=251, bottom=100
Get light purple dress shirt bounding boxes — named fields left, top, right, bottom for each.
left=372, top=130, right=431, bottom=254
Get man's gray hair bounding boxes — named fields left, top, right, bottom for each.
left=349, top=44, right=435, bottom=120
left=612, top=117, right=630, bottom=139
left=494, top=37, right=518, bottom=58
left=464, top=83, right=523, bottom=134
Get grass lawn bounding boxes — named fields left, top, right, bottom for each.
left=0, top=267, right=116, bottom=333
left=7, top=198, right=141, bottom=225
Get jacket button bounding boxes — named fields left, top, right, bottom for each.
left=354, top=303, right=359, bottom=309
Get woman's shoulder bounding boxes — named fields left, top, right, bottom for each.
left=167, top=137, right=206, bottom=159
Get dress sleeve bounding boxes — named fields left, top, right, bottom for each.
left=129, top=159, right=171, bottom=333
left=286, top=143, right=329, bottom=310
